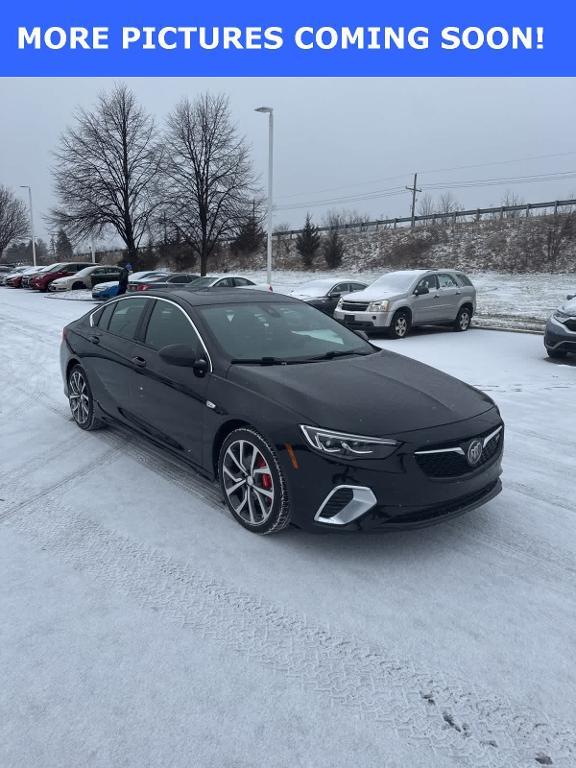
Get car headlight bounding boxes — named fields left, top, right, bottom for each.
left=336, top=297, right=344, bottom=309
left=367, top=300, right=389, bottom=312
left=553, top=310, right=570, bottom=324
left=300, top=425, right=400, bottom=460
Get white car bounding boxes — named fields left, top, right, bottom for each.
left=188, top=275, right=269, bottom=290
left=49, top=264, right=124, bottom=292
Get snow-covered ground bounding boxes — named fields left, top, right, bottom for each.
left=43, top=269, right=575, bottom=331
left=1, top=289, right=576, bottom=768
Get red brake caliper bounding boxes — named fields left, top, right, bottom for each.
left=256, top=456, right=272, bottom=491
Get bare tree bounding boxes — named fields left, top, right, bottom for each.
left=416, top=193, right=436, bottom=220
left=438, top=192, right=462, bottom=214
left=0, top=186, right=28, bottom=259
left=162, top=93, right=256, bottom=275
left=50, top=84, right=163, bottom=267
left=500, top=190, right=525, bottom=219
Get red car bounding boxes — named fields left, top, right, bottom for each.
left=31, top=262, right=92, bottom=292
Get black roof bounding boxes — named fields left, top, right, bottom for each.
left=141, top=287, right=296, bottom=307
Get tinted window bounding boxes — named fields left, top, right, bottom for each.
left=233, top=277, right=253, bottom=287
left=350, top=283, right=366, bottom=292
left=437, top=273, right=458, bottom=288
left=216, top=277, right=234, bottom=287
left=331, top=283, right=348, bottom=294
left=108, top=298, right=148, bottom=340
left=456, top=273, right=473, bottom=287
left=416, top=275, right=438, bottom=292
left=145, top=301, right=200, bottom=351
left=198, top=301, right=374, bottom=362
left=96, top=302, right=116, bottom=330
left=169, top=275, right=192, bottom=284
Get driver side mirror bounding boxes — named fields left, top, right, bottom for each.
left=414, top=285, right=429, bottom=296
left=159, top=344, right=209, bottom=377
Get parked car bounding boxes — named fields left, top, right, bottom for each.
left=91, top=270, right=170, bottom=300
left=0, top=264, right=16, bottom=276
left=334, top=269, right=476, bottom=339
left=290, top=278, right=368, bottom=314
left=22, top=264, right=55, bottom=288
left=187, top=275, right=258, bottom=290
left=128, top=273, right=199, bottom=292
left=544, top=293, right=576, bottom=359
left=4, top=266, right=40, bottom=288
left=0, top=265, right=29, bottom=286
left=61, top=288, right=503, bottom=534
left=31, top=262, right=93, bottom=292
left=49, top=264, right=125, bottom=292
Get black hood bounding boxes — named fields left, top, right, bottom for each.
left=227, top=350, right=495, bottom=436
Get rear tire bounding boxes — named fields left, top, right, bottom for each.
left=218, top=427, right=291, bottom=534
left=389, top=309, right=411, bottom=339
left=67, top=365, right=105, bottom=431
left=454, top=305, right=472, bottom=332
left=71, top=282, right=84, bottom=291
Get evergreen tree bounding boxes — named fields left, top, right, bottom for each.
left=296, top=213, right=321, bottom=269
left=322, top=227, right=345, bottom=269
left=55, top=228, right=73, bottom=260
left=231, top=204, right=264, bottom=256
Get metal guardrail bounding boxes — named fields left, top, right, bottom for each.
left=273, top=198, right=576, bottom=238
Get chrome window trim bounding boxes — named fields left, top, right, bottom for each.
left=88, top=295, right=213, bottom=372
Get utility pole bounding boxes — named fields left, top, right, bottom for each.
left=405, top=173, right=422, bottom=229
left=20, top=185, right=37, bottom=266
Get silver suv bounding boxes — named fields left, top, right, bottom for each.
left=334, top=269, right=476, bottom=339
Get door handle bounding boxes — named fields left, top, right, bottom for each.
left=88, top=335, right=100, bottom=345
left=132, top=356, right=147, bottom=368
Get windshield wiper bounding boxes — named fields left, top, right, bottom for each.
left=230, top=357, right=288, bottom=365
left=304, top=349, right=373, bottom=362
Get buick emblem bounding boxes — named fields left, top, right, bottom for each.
left=466, top=438, right=483, bottom=466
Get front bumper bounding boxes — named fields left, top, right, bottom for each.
left=279, top=408, right=504, bottom=531
left=544, top=317, right=576, bottom=354
left=334, top=308, right=392, bottom=329
left=49, top=284, right=69, bottom=292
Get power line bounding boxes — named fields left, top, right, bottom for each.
left=275, top=150, right=576, bottom=204
left=276, top=168, right=576, bottom=212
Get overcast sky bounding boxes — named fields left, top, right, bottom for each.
left=0, top=77, right=575, bottom=244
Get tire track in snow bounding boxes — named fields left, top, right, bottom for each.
left=3, top=497, right=575, bottom=768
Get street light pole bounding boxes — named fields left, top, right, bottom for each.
left=255, top=106, right=274, bottom=288
left=20, top=185, right=37, bottom=267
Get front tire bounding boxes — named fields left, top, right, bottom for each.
left=547, top=348, right=567, bottom=359
left=218, top=428, right=291, bottom=534
left=67, top=365, right=105, bottom=431
left=389, top=309, right=411, bottom=339
left=454, top=306, right=472, bottom=332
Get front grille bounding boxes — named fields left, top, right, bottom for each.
left=319, top=488, right=354, bottom=520
left=341, top=301, right=369, bottom=312
left=415, top=428, right=503, bottom=478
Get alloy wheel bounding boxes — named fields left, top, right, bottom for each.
left=459, top=310, right=471, bottom=330
left=222, top=439, right=275, bottom=525
left=394, top=315, right=408, bottom=338
left=68, top=369, right=90, bottom=426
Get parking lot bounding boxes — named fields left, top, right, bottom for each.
left=1, top=288, right=575, bottom=767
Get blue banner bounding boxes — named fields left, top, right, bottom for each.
left=0, top=0, right=572, bottom=76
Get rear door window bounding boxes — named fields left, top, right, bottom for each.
left=144, top=300, right=201, bottom=352
left=96, top=302, right=116, bottom=329
left=437, top=273, right=458, bottom=289
left=107, top=298, right=149, bottom=340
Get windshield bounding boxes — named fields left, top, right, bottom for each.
left=197, top=301, right=375, bottom=363
left=369, top=272, right=421, bottom=293
left=293, top=280, right=335, bottom=297
left=141, top=272, right=171, bottom=282
left=46, top=263, right=67, bottom=273
left=189, top=277, right=217, bottom=288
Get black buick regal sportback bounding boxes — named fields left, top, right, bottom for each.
left=60, top=289, right=503, bottom=534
